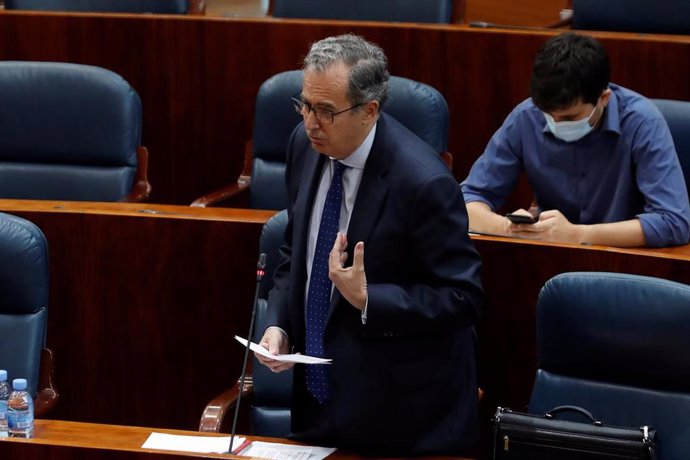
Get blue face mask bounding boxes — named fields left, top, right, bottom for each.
left=544, top=106, right=598, bottom=143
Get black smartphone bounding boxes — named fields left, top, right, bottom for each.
left=506, top=213, right=538, bottom=225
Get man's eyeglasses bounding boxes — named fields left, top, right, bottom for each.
left=291, top=96, right=364, bottom=124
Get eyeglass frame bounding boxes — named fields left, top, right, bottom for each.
left=291, top=94, right=365, bottom=124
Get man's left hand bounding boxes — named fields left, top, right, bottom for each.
left=329, top=232, right=368, bottom=310
left=510, top=209, right=585, bottom=244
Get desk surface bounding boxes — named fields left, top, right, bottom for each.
left=0, top=199, right=276, bottom=222
left=471, top=232, right=690, bottom=260
left=0, top=419, right=470, bottom=460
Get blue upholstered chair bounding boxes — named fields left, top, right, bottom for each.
left=3, top=0, right=203, bottom=14
left=192, top=70, right=451, bottom=210
left=271, top=0, right=454, bottom=23
left=529, top=272, right=690, bottom=460
left=200, top=209, right=291, bottom=436
left=572, top=0, right=690, bottom=35
left=0, top=212, right=58, bottom=417
left=651, top=99, right=690, bottom=199
left=0, top=61, right=151, bottom=202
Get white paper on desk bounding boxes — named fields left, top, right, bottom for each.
left=142, top=432, right=245, bottom=454
left=235, top=335, right=332, bottom=364
left=238, top=440, right=337, bottom=460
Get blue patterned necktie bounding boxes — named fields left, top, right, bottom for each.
left=306, top=160, right=346, bottom=404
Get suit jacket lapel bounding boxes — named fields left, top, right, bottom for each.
left=292, top=146, right=325, bottom=314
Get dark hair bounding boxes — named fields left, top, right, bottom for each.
left=303, top=34, right=390, bottom=108
left=530, top=33, right=610, bottom=112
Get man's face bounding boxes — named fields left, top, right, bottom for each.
left=299, top=62, right=377, bottom=159
left=547, top=88, right=612, bottom=125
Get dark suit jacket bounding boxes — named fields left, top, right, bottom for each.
left=266, top=113, right=484, bottom=456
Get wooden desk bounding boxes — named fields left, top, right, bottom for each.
left=2, top=200, right=690, bottom=439
left=0, top=12, right=687, bottom=207
left=0, top=200, right=274, bottom=431
left=0, top=419, right=471, bottom=460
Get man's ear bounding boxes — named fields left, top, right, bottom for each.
left=600, top=88, right=612, bottom=107
left=362, top=100, right=380, bottom=122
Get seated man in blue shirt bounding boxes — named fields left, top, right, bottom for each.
left=461, top=32, right=690, bottom=247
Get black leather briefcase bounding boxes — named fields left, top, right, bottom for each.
left=492, top=406, right=657, bottom=460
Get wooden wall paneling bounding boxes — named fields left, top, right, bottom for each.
left=0, top=200, right=272, bottom=430
left=465, top=0, right=567, bottom=27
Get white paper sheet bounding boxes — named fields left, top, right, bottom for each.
left=235, top=335, right=332, bottom=364
left=141, top=432, right=245, bottom=454
left=238, top=440, right=337, bottom=460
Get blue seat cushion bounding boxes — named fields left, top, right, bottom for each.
left=572, top=0, right=690, bottom=35
left=4, top=0, right=188, bottom=13
left=272, top=0, right=453, bottom=23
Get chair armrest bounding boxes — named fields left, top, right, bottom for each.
left=199, top=376, right=254, bottom=433
left=190, top=181, right=251, bottom=208
left=191, top=141, right=253, bottom=208
left=546, top=17, right=572, bottom=28
left=120, top=146, right=152, bottom=203
left=547, top=1, right=573, bottom=28
left=188, top=0, right=206, bottom=15
left=441, top=151, right=453, bottom=170
left=34, top=348, right=59, bottom=418
left=452, top=0, right=467, bottom=23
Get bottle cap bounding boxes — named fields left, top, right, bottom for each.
left=12, top=378, right=27, bottom=391
left=0, top=370, right=6, bottom=381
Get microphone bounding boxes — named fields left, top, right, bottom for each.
left=467, top=20, right=553, bottom=31
left=229, top=253, right=267, bottom=454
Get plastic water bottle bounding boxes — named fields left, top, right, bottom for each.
left=0, top=400, right=8, bottom=437
left=0, top=370, right=11, bottom=400
left=7, top=378, right=33, bottom=438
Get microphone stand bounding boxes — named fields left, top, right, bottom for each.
left=229, top=253, right=267, bottom=455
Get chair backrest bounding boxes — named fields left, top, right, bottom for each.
left=4, top=0, right=189, bottom=13
left=529, top=272, right=690, bottom=460
left=250, top=70, right=450, bottom=210
left=272, top=0, right=453, bottom=23
left=651, top=99, right=690, bottom=200
left=572, top=0, right=690, bottom=35
left=250, top=209, right=292, bottom=437
left=0, top=61, right=142, bottom=201
left=0, top=212, right=49, bottom=398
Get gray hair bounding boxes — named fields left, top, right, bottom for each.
left=303, top=34, right=390, bottom=108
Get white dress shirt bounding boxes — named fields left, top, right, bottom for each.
left=305, top=123, right=376, bottom=322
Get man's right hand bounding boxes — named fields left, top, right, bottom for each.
left=255, top=327, right=295, bottom=373
left=466, top=201, right=514, bottom=236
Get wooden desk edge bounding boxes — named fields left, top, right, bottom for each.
left=0, top=200, right=277, bottom=224
left=1, top=10, right=690, bottom=44
left=470, top=232, right=690, bottom=261
left=1, top=199, right=688, bottom=261
left=0, top=419, right=473, bottom=460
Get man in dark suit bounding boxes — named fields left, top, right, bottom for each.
left=255, top=34, right=484, bottom=456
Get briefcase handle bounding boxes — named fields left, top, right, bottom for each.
left=545, top=405, right=603, bottom=426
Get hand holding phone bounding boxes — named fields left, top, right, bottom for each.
left=506, top=212, right=538, bottom=225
